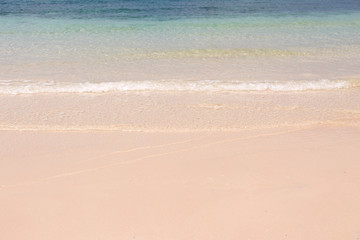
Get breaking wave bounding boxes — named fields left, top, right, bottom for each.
left=0, top=79, right=352, bottom=95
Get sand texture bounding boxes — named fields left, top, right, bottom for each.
left=1, top=125, right=360, bottom=240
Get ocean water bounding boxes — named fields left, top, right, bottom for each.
left=1, top=0, right=360, bottom=94
left=1, top=0, right=360, bottom=131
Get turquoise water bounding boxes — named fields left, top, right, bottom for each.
left=1, top=0, right=360, bottom=93
left=2, top=0, right=360, bottom=19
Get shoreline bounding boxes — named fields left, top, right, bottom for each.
left=1, top=88, right=360, bottom=132
left=2, top=0, right=360, bottom=238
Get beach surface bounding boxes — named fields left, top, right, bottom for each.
left=1, top=0, right=360, bottom=239
left=1, top=125, right=360, bottom=240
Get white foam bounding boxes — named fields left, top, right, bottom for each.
left=0, top=79, right=351, bottom=95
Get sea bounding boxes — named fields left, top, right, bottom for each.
left=1, top=0, right=360, bottom=131
left=1, top=0, right=360, bottom=94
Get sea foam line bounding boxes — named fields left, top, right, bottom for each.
left=0, top=79, right=351, bottom=95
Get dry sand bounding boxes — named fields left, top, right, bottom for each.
left=1, top=125, right=360, bottom=240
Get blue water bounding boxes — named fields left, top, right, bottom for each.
left=1, top=0, right=360, bottom=89
left=1, top=0, right=360, bottom=19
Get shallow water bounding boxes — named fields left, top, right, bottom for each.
left=1, top=0, right=360, bottom=130
left=1, top=0, right=360, bottom=90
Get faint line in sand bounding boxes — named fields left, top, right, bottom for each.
left=0, top=126, right=315, bottom=190
left=88, top=134, right=209, bottom=161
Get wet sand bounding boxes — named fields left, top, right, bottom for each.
left=1, top=88, right=360, bottom=131
left=1, top=125, right=360, bottom=240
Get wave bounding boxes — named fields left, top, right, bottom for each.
left=125, top=48, right=311, bottom=58
left=0, top=79, right=353, bottom=95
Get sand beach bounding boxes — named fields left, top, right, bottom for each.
left=1, top=0, right=360, bottom=239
